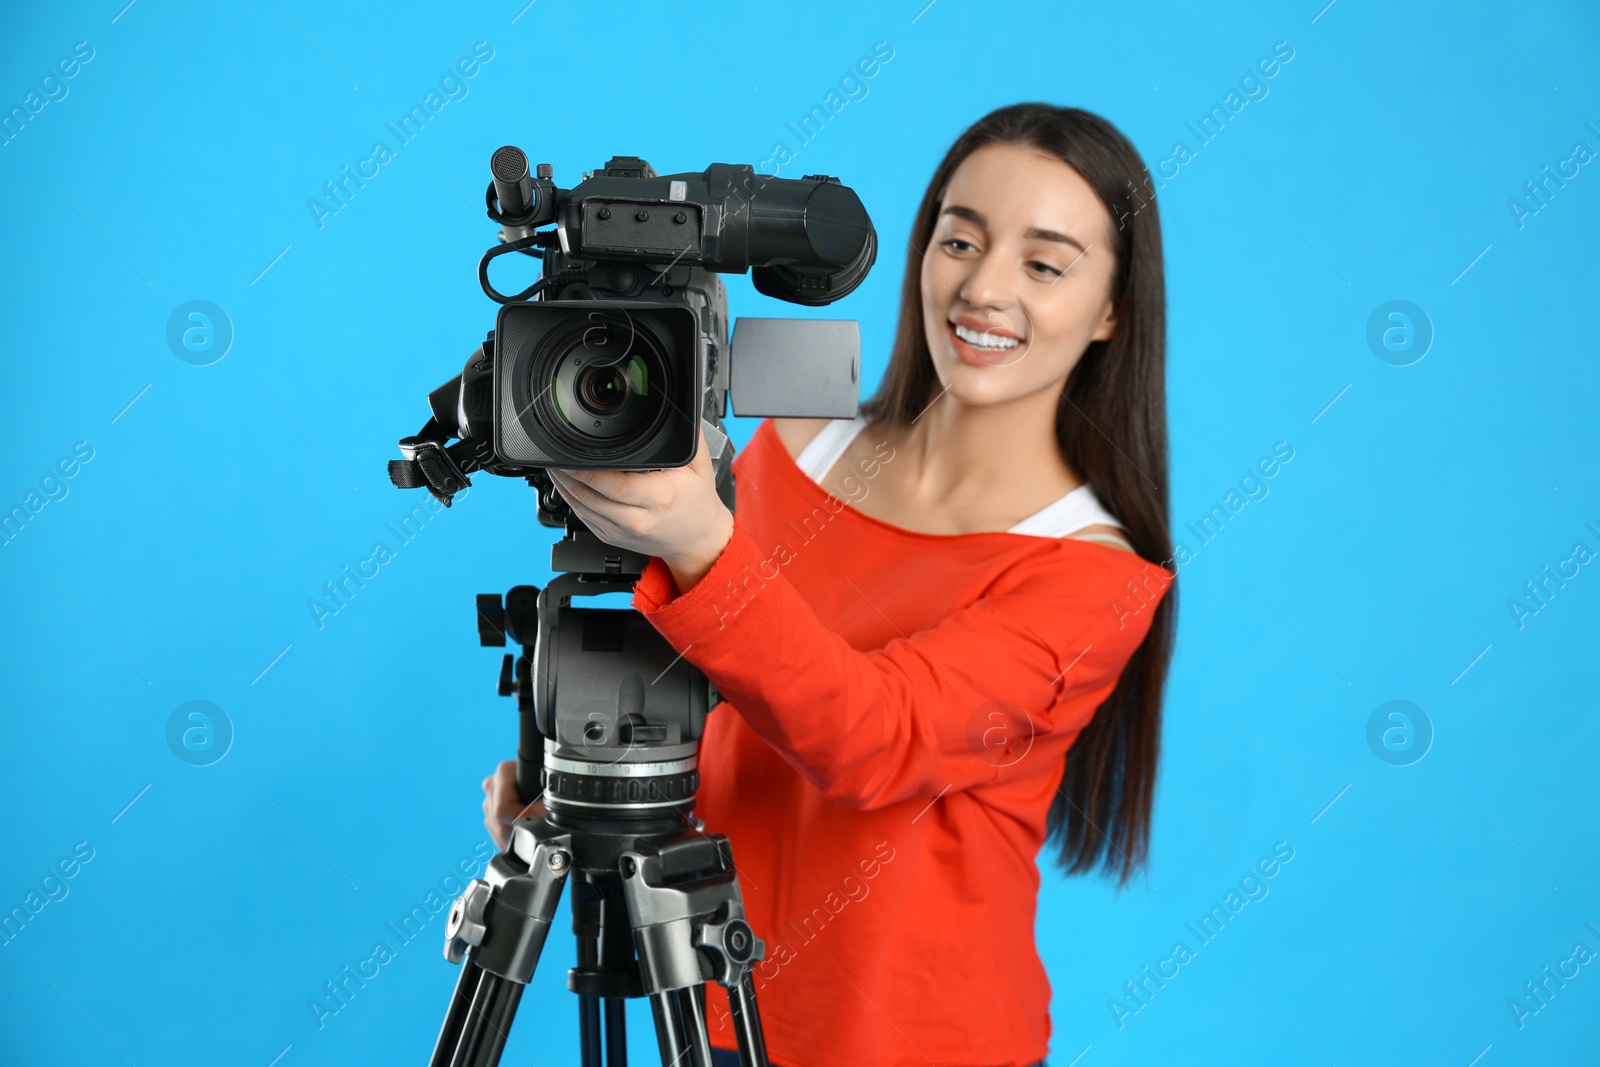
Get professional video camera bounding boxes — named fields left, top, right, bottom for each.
left=386, top=148, right=876, bottom=1067
left=388, top=148, right=875, bottom=515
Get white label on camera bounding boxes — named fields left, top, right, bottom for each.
left=669, top=180, right=687, bottom=202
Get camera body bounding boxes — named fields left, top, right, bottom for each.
left=391, top=150, right=877, bottom=505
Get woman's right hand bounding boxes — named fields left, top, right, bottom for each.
left=482, top=759, right=547, bottom=851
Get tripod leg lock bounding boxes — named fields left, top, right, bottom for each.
left=444, top=879, right=493, bottom=964
left=443, top=833, right=573, bottom=984
left=620, top=837, right=767, bottom=994
left=696, top=914, right=766, bottom=987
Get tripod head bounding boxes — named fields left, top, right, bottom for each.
left=474, top=521, right=717, bottom=829
left=435, top=522, right=769, bottom=1067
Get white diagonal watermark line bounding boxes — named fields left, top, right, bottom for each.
left=1310, top=783, right=1350, bottom=824
left=112, top=383, right=152, bottom=424
left=1451, top=780, right=1558, bottom=890
left=111, top=783, right=152, bottom=824
left=251, top=244, right=292, bottom=285
left=1463, top=0, right=1559, bottom=89
left=444, top=175, right=484, bottom=221
left=252, top=644, right=293, bottom=685
left=252, top=383, right=360, bottom=490
left=652, top=643, right=695, bottom=685
left=662, top=0, right=757, bottom=90
left=1060, top=387, right=1159, bottom=489
left=1064, top=0, right=1158, bottom=89
left=1451, top=244, right=1491, bottom=285
left=1243, top=576, right=1351, bottom=684
left=1450, top=643, right=1491, bottom=685
left=252, top=782, right=360, bottom=890
left=1243, top=976, right=1336, bottom=1064
left=43, top=576, right=152, bottom=684
left=1051, top=644, right=1093, bottom=685
left=1311, top=383, right=1351, bottom=424
left=841, top=974, right=936, bottom=1065
left=856, top=189, right=958, bottom=290
left=45, top=177, right=151, bottom=284
left=1243, top=175, right=1350, bottom=284
left=911, top=783, right=951, bottom=824
left=264, top=0, right=359, bottom=89
left=1450, top=381, right=1557, bottom=489
left=1058, top=783, right=1159, bottom=890
left=646, top=240, right=697, bottom=288
left=842, top=575, right=952, bottom=685
left=45, top=978, right=138, bottom=1066
left=910, top=382, right=952, bottom=425
left=444, top=577, right=503, bottom=646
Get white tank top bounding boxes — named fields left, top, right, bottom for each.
left=791, top=416, right=1129, bottom=543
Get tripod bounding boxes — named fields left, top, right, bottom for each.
left=429, top=524, right=771, bottom=1067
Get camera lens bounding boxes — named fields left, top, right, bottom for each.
left=574, top=356, right=647, bottom=416
left=530, top=310, right=672, bottom=454
left=495, top=302, right=699, bottom=468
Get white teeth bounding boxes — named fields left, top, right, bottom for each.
left=953, top=323, right=1019, bottom=349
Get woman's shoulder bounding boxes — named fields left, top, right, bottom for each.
left=997, top=533, right=1173, bottom=607
left=768, top=416, right=835, bottom=461
left=1068, top=522, right=1135, bottom=552
left=766, top=417, right=1139, bottom=553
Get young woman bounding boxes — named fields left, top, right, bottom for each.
left=483, top=103, right=1176, bottom=1067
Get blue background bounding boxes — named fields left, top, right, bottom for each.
left=2, top=1, right=1597, bottom=1064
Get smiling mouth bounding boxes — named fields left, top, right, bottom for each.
left=948, top=320, right=1025, bottom=366
left=951, top=322, right=1021, bottom=351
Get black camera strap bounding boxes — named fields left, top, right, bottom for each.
left=388, top=417, right=489, bottom=507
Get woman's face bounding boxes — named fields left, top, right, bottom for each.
left=920, top=141, right=1119, bottom=408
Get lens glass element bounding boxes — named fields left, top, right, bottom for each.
left=534, top=310, right=669, bottom=452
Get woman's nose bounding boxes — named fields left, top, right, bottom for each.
left=959, top=250, right=1014, bottom=310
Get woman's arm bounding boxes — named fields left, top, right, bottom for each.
left=631, top=514, right=1172, bottom=811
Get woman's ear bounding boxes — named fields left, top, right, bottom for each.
left=1091, top=299, right=1118, bottom=343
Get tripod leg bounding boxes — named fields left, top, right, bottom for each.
left=451, top=970, right=524, bottom=1067
left=682, top=985, right=714, bottom=1067
left=431, top=959, right=486, bottom=1067
left=434, top=820, right=575, bottom=1067
left=470, top=977, right=524, bottom=1067
left=726, top=972, right=769, bottom=1067
left=604, top=997, right=627, bottom=1067
left=646, top=986, right=715, bottom=1067
left=648, top=991, right=689, bottom=1067
left=580, top=994, right=601, bottom=1067
left=621, top=834, right=769, bottom=1067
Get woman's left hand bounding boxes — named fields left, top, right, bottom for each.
left=547, top=424, right=734, bottom=594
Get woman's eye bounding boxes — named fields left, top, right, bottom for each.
left=941, top=237, right=976, bottom=253
left=1030, top=261, right=1063, bottom=278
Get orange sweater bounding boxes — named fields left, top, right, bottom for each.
left=630, top=417, right=1173, bottom=1067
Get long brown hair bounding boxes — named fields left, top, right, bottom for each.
left=857, top=103, right=1176, bottom=887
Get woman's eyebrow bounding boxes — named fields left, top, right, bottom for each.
left=940, top=203, right=1087, bottom=254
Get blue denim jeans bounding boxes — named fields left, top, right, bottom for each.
left=710, top=1047, right=1046, bottom=1067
